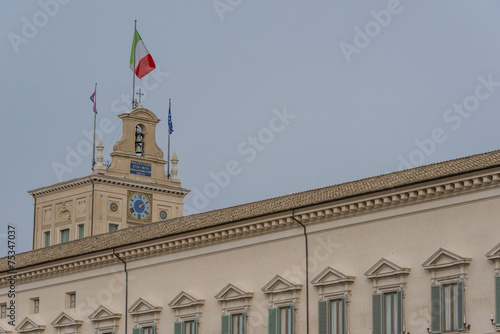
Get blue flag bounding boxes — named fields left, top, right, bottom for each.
left=168, top=104, right=173, bottom=134
left=90, top=89, right=97, bottom=114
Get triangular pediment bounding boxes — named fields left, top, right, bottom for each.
left=128, top=298, right=162, bottom=315
left=169, top=291, right=205, bottom=309
left=0, top=323, right=12, bottom=334
left=51, top=311, right=82, bottom=328
left=365, top=258, right=410, bottom=279
left=486, top=242, right=500, bottom=260
left=311, top=266, right=355, bottom=287
left=89, top=305, right=122, bottom=321
left=16, top=316, right=45, bottom=333
left=215, top=283, right=254, bottom=301
left=262, top=275, right=302, bottom=294
left=422, top=248, right=471, bottom=270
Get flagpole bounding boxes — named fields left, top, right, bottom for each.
left=92, top=82, right=97, bottom=170
left=167, top=98, right=171, bottom=179
left=132, top=20, right=137, bottom=109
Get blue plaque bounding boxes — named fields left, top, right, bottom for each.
left=130, top=160, right=152, bottom=177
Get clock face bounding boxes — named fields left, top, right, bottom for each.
left=127, top=192, right=152, bottom=221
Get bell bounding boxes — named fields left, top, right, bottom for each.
left=135, top=144, right=143, bottom=153
left=136, top=133, right=143, bottom=142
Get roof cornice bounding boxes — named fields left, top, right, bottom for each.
left=27, top=174, right=189, bottom=197
left=3, top=168, right=500, bottom=286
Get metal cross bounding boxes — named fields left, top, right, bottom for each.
left=136, top=89, right=144, bottom=104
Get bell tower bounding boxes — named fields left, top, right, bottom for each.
left=29, top=104, right=189, bottom=250
left=105, top=104, right=172, bottom=184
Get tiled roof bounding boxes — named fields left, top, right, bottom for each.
left=2, top=149, right=500, bottom=272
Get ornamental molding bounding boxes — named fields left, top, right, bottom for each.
left=51, top=310, right=83, bottom=328
left=215, top=283, right=254, bottom=301
left=169, top=291, right=205, bottom=309
left=262, top=275, right=302, bottom=294
left=128, top=298, right=162, bottom=316
left=311, top=266, right=355, bottom=287
left=422, top=248, right=471, bottom=270
left=365, top=258, right=410, bottom=279
left=3, top=170, right=500, bottom=286
left=0, top=323, right=12, bottom=334
left=88, top=305, right=122, bottom=322
left=16, top=316, right=45, bottom=333
left=28, top=175, right=188, bottom=197
left=486, top=242, right=500, bottom=261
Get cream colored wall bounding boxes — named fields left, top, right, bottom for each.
left=5, top=179, right=500, bottom=334
left=33, top=182, right=185, bottom=249
left=33, top=185, right=93, bottom=249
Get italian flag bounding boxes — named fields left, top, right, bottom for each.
left=130, top=29, right=156, bottom=79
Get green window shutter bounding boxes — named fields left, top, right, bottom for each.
left=61, top=229, right=69, bottom=243
left=431, top=285, right=442, bottom=333
left=290, top=305, right=295, bottom=334
left=242, top=312, right=247, bottom=334
left=268, top=308, right=278, bottom=334
left=174, top=322, right=184, bottom=334
left=132, top=328, right=143, bottom=334
left=397, top=290, right=403, bottom=334
left=372, top=293, right=383, bottom=334
left=318, top=300, right=329, bottom=334
left=496, top=276, right=500, bottom=326
left=151, top=325, right=156, bottom=334
left=340, top=298, right=346, bottom=334
left=456, top=282, right=464, bottom=331
left=193, top=319, right=198, bottom=334
left=222, top=314, right=232, bottom=334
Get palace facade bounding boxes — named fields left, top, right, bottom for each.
left=1, top=105, right=500, bottom=334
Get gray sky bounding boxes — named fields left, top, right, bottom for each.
left=1, top=1, right=499, bottom=256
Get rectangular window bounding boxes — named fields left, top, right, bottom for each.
left=33, top=298, right=39, bottom=314
left=185, top=320, right=196, bottom=334
left=430, top=283, right=464, bottom=333
left=174, top=320, right=197, bottom=334
left=60, top=229, right=70, bottom=243
left=44, top=231, right=50, bottom=247
left=319, top=299, right=346, bottom=334
left=133, top=326, right=156, bottom=334
left=70, top=293, right=76, bottom=308
left=109, top=224, right=119, bottom=232
left=143, top=326, right=154, bottom=334
left=269, top=306, right=294, bottom=334
left=222, top=313, right=246, bottom=334
left=372, top=291, right=402, bottom=334
left=78, top=224, right=85, bottom=239
left=1, top=304, right=6, bottom=318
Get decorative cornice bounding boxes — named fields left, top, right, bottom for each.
left=365, top=258, right=410, bottom=279
left=215, top=283, right=254, bottom=301
left=4, top=170, right=500, bottom=287
left=311, top=266, right=355, bottom=287
left=28, top=175, right=189, bottom=197
left=422, top=248, right=471, bottom=270
left=169, top=291, right=205, bottom=309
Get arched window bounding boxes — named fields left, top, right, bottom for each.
left=135, top=125, right=144, bottom=156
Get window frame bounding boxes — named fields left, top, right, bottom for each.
left=269, top=305, right=294, bottom=334
left=31, top=298, right=39, bottom=314
left=109, top=223, right=119, bottom=232
left=372, top=290, right=403, bottom=334
left=222, top=313, right=246, bottom=334
left=174, top=320, right=197, bottom=334
left=43, top=230, right=51, bottom=247
left=77, top=224, right=85, bottom=239
left=430, top=282, right=464, bottom=333
left=60, top=228, right=70, bottom=243
left=1, top=303, right=6, bottom=318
